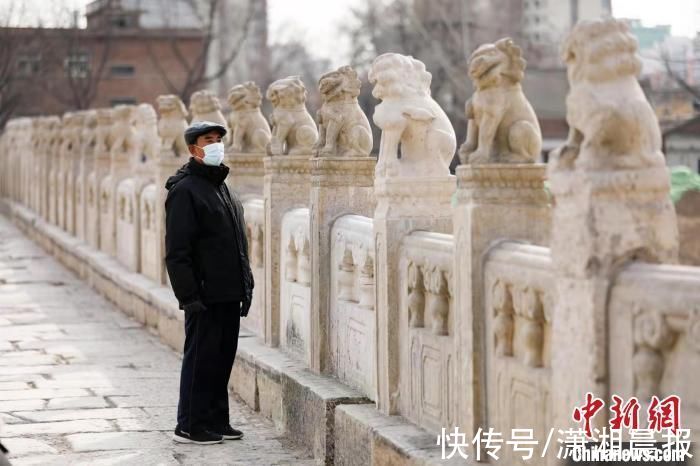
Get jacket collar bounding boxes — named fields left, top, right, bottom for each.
left=187, top=157, right=229, bottom=186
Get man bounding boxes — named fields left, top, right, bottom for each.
left=164, top=121, right=254, bottom=445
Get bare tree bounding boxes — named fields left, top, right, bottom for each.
left=0, top=29, right=23, bottom=129
left=660, top=50, right=700, bottom=102
left=342, top=0, right=470, bottom=158
left=145, top=0, right=255, bottom=101
left=0, top=2, right=36, bottom=128
left=31, top=25, right=113, bottom=110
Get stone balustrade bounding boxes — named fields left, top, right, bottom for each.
left=1, top=18, right=698, bottom=465
left=330, top=214, right=376, bottom=399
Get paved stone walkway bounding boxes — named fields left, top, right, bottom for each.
left=0, top=215, right=314, bottom=465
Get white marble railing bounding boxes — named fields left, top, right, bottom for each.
left=2, top=22, right=699, bottom=463
left=483, top=241, right=553, bottom=465
left=242, top=197, right=265, bottom=339
left=329, top=214, right=376, bottom=400
left=139, top=183, right=159, bottom=282
left=609, top=262, right=700, bottom=433
left=399, top=231, right=455, bottom=433
left=280, top=208, right=311, bottom=363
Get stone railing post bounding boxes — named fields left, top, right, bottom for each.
left=450, top=36, right=552, bottom=439
left=374, top=177, right=454, bottom=414
left=263, top=155, right=312, bottom=346
left=548, top=18, right=679, bottom=432
left=42, top=117, right=60, bottom=222
left=309, top=156, right=375, bottom=373
left=155, top=151, right=187, bottom=285
left=226, top=154, right=266, bottom=198
left=99, top=105, right=136, bottom=256
left=65, top=112, right=85, bottom=235
left=225, top=81, right=270, bottom=198
left=155, top=94, right=190, bottom=286
left=452, top=165, right=549, bottom=438
left=87, top=109, right=113, bottom=250
left=308, top=65, right=375, bottom=373
left=368, top=53, right=457, bottom=414
left=76, top=111, right=96, bottom=241
left=262, top=76, right=318, bottom=347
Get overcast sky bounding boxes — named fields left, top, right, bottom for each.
left=2, top=0, right=698, bottom=60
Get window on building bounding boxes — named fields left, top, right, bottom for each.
left=110, top=97, right=137, bottom=106
left=16, top=54, right=41, bottom=77
left=697, top=158, right=700, bottom=174
left=110, top=64, right=135, bottom=77
left=110, top=15, right=132, bottom=28
left=64, top=52, right=90, bottom=78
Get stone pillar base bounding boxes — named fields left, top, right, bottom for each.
left=452, top=163, right=550, bottom=439
left=225, top=152, right=266, bottom=197
left=374, top=174, right=455, bottom=414
left=309, top=156, right=376, bottom=373
left=264, top=155, right=312, bottom=347
left=549, top=165, right=679, bottom=431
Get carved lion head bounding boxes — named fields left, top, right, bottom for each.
left=156, top=94, right=187, bottom=118
left=368, top=53, right=432, bottom=100
left=318, top=65, right=361, bottom=102
left=189, top=90, right=222, bottom=115
left=468, top=37, right=526, bottom=89
left=561, top=18, right=641, bottom=84
left=227, top=81, right=263, bottom=110
left=266, top=76, right=307, bottom=108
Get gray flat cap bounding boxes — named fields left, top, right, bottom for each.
left=184, top=121, right=227, bottom=145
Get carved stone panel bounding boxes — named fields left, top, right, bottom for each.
left=399, top=231, right=455, bottom=432
left=330, top=215, right=376, bottom=399
left=280, top=208, right=311, bottom=364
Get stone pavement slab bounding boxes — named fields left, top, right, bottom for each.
left=0, top=215, right=313, bottom=465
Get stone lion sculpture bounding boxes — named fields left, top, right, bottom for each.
left=369, top=53, right=456, bottom=178
left=156, top=95, right=188, bottom=157
left=266, top=76, right=318, bottom=155
left=314, top=65, right=372, bottom=157
left=458, top=37, right=541, bottom=165
left=109, top=105, right=139, bottom=160
left=226, top=81, right=271, bottom=153
left=550, top=18, right=665, bottom=172
left=136, top=103, right=161, bottom=163
left=189, top=89, right=228, bottom=128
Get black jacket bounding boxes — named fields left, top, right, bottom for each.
left=164, top=158, right=254, bottom=308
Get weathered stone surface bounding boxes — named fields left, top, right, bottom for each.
left=227, top=81, right=271, bottom=154
left=459, top=38, right=541, bottom=164
left=369, top=53, right=456, bottom=178
left=67, top=432, right=169, bottom=452
left=14, top=408, right=141, bottom=423
left=314, top=66, right=372, bottom=157
left=0, top=214, right=313, bottom=464
left=1, top=438, right=57, bottom=457
left=46, top=396, right=110, bottom=410
left=2, top=419, right=114, bottom=437
left=266, top=76, right=318, bottom=155
left=548, top=18, right=680, bottom=432
left=156, top=95, right=189, bottom=158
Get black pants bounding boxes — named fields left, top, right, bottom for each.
left=176, top=301, right=241, bottom=434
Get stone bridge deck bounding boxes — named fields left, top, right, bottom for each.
left=0, top=215, right=314, bottom=465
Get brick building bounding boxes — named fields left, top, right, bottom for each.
left=5, top=0, right=206, bottom=119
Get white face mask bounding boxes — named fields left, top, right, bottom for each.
left=197, top=142, right=225, bottom=166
